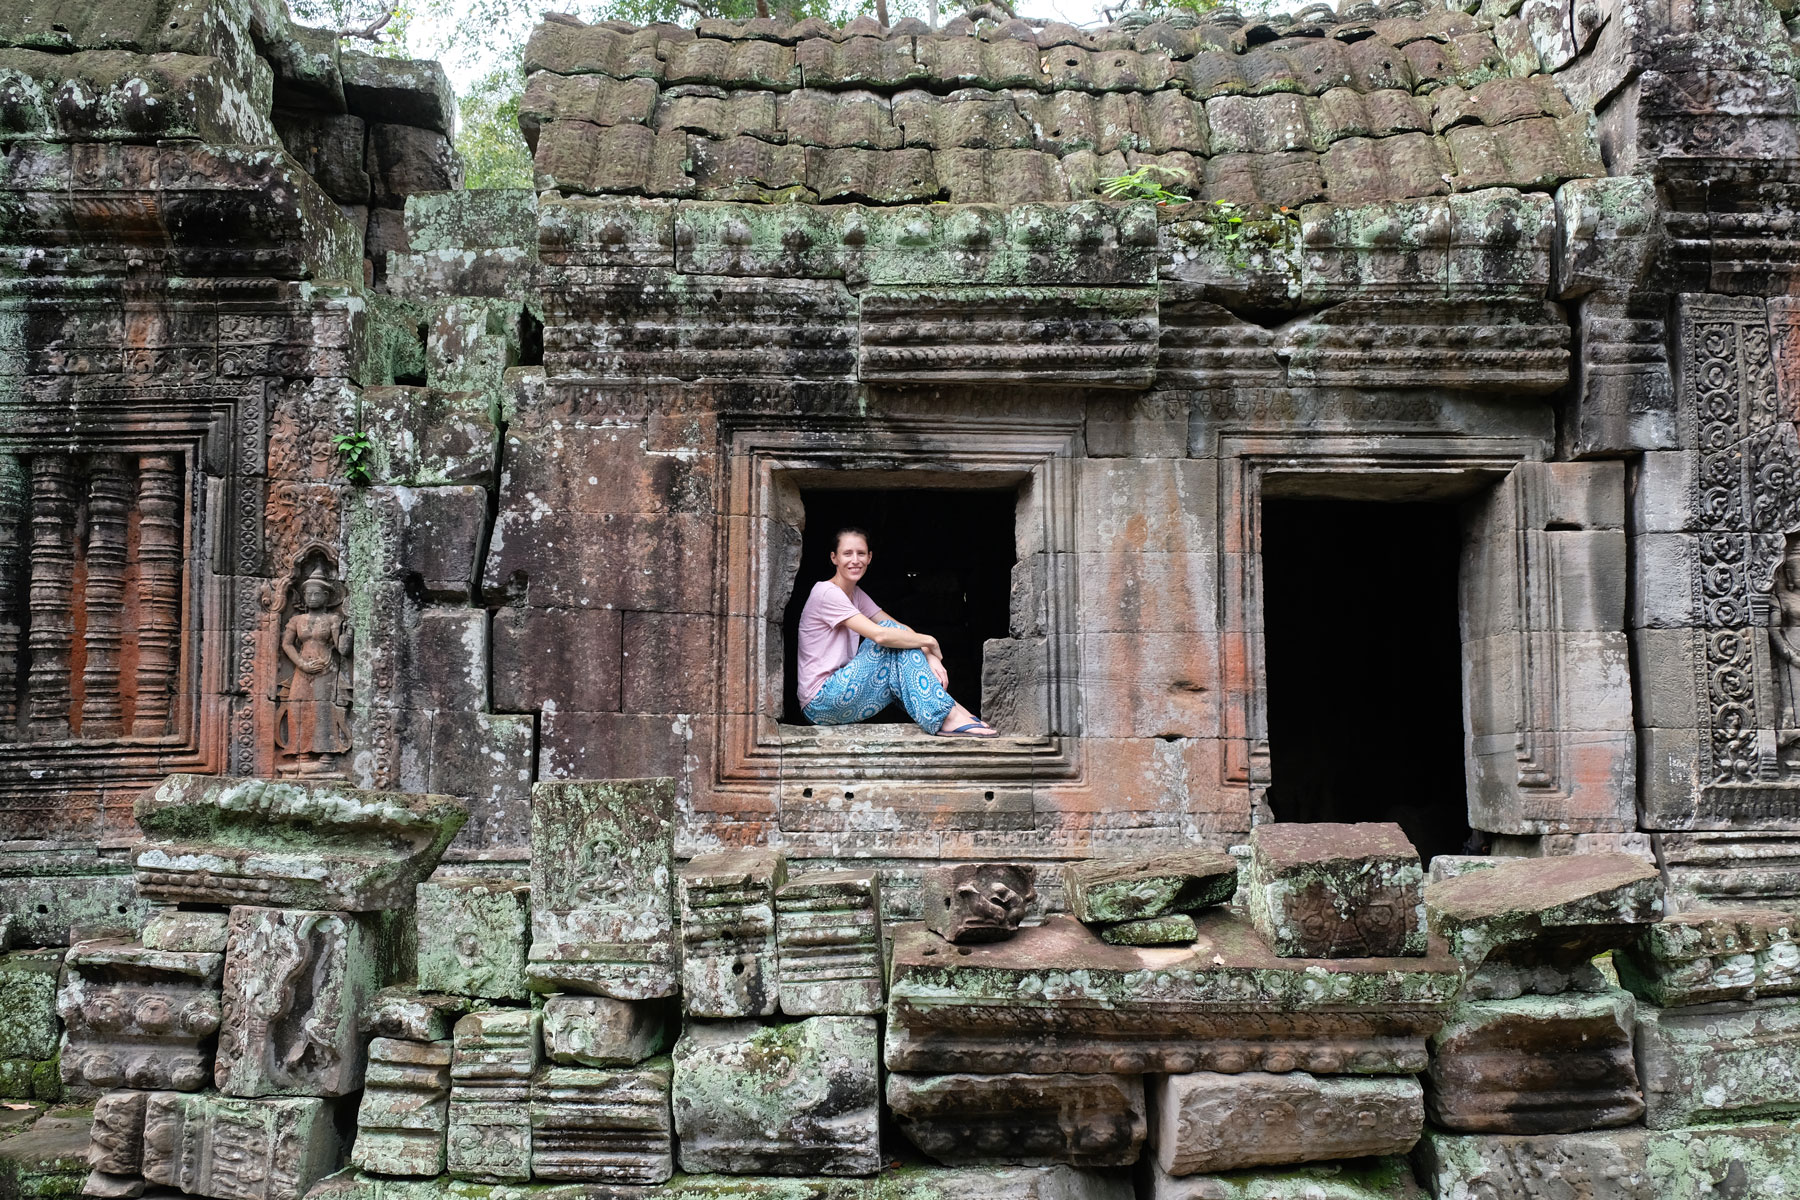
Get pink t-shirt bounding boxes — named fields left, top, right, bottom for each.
left=796, top=580, right=881, bottom=705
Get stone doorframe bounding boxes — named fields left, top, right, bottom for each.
left=1217, top=431, right=1631, bottom=836
left=715, top=415, right=1084, bottom=794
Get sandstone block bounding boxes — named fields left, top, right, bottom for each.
left=1150, top=1156, right=1426, bottom=1199
left=1426, top=989, right=1643, bottom=1134
left=1413, top=1127, right=1651, bottom=1200
left=415, top=879, right=529, bottom=1002
left=921, top=863, right=1037, bottom=944
left=888, top=1072, right=1145, bottom=1167
left=1063, top=850, right=1238, bottom=924
left=0, top=951, right=62, bottom=1093
left=0, top=868, right=142, bottom=951
left=1617, top=907, right=1800, bottom=1007
left=1423, top=852, right=1663, bottom=970
left=1645, top=1121, right=1800, bottom=1199
left=274, top=111, right=370, bottom=206
left=1100, top=914, right=1198, bottom=945
left=0, top=1111, right=97, bottom=1200
left=1635, top=996, right=1800, bottom=1129
left=342, top=52, right=457, bottom=135
left=58, top=940, right=221, bottom=1093
left=881, top=1166, right=1136, bottom=1199
left=365, top=988, right=468, bottom=1043
left=352, top=1038, right=451, bottom=1177
left=529, top=1060, right=673, bottom=1184
left=450, top=1010, right=540, bottom=1086
left=367, top=124, right=462, bottom=205
left=776, top=871, right=884, bottom=1017
left=87, top=1089, right=148, bottom=1177
left=679, top=849, right=786, bottom=1018
left=132, top=775, right=466, bottom=912
left=541, top=995, right=665, bottom=1067
left=139, top=911, right=228, bottom=954
left=672, top=1016, right=880, bottom=1176
left=1247, top=823, right=1426, bottom=958
left=445, top=1087, right=530, bottom=1184
left=1154, top=1070, right=1422, bottom=1175
left=528, top=779, right=676, bottom=999
left=141, top=1092, right=340, bottom=1200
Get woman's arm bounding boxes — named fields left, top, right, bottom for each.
left=844, top=612, right=940, bottom=654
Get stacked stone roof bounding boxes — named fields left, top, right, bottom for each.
left=521, top=0, right=1602, bottom=206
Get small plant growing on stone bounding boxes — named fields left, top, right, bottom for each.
left=334, top=430, right=375, bottom=485
left=1099, top=164, right=1192, bottom=205
left=1198, top=200, right=1302, bottom=269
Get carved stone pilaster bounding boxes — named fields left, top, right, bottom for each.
left=26, top=453, right=76, bottom=740
left=132, top=453, right=182, bottom=738
left=79, top=454, right=132, bottom=738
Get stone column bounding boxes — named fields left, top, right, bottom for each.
left=79, top=453, right=131, bottom=737
left=0, top=453, right=25, bottom=741
left=26, top=453, right=76, bottom=740
left=132, top=453, right=181, bottom=737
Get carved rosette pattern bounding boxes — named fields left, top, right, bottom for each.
left=1685, top=296, right=1800, bottom=785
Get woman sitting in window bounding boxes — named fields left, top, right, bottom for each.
left=796, top=527, right=999, bottom=738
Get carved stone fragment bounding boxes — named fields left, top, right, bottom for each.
left=526, top=779, right=676, bottom=999
left=1149, top=1155, right=1427, bottom=1199
left=672, top=1016, right=880, bottom=1176
left=58, top=939, right=222, bottom=1093
left=1063, top=850, right=1238, bottom=924
left=216, top=907, right=393, bottom=1098
left=1153, top=1071, right=1422, bottom=1175
left=1423, top=852, right=1663, bottom=970
left=0, top=950, right=62, bottom=1098
left=1645, top=1121, right=1800, bottom=1199
left=1415, top=1127, right=1651, bottom=1200
left=351, top=1037, right=450, bottom=1177
left=529, top=1060, right=674, bottom=1184
left=775, top=870, right=884, bottom=1017
left=133, top=775, right=466, bottom=912
left=679, top=849, right=786, bottom=1018
left=1426, top=989, right=1643, bottom=1134
left=140, top=911, right=229, bottom=955
left=1101, top=914, right=1197, bottom=945
left=1635, top=996, right=1800, bottom=1129
left=1247, top=823, right=1425, bottom=958
left=141, top=1091, right=341, bottom=1200
left=86, top=1089, right=148, bottom=1181
left=446, top=1009, right=539, bottom=1182
left=364, top=988, right=468, bottom=1043
left=887, top=914, right=1461, bottom=1075
left=414, top=879, right=530, bottom=1002
left=1616, top=907, right=1800, bottom=1007
left=541, top=995, right=665, bottom=1067
left=888, top=1072, right=1145, bottom=1167
left=921, top=863, right=1037, bottom=944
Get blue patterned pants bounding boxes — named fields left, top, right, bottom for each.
left=803, top=621, right=956, bottom=734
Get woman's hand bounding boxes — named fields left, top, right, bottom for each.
left=926, top=652, right=949, bottom=689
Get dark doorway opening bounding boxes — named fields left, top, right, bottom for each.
left=1261, top=498, right=1472, bottom=865
left=782, top=488, right=1016, bottom=725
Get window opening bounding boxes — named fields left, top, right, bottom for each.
left=781, top=488, right=1015, bottom=725
left=1261, top=498, right=1471, bottom=865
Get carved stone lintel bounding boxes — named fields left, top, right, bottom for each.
left=529, top=1061, right=674, bottom=1185
left=57, top=939, right=222, bottom=1093
left=889, top=1072, right=1146, bottom=1168
left=1248, top=823, right=1426, bottom=959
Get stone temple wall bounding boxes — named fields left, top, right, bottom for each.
left=5, top=0, right=1800, bottom=1194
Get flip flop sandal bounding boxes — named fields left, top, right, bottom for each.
left=938, top=722, right=999, bottom=738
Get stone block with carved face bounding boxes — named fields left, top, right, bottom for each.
left=921, top=863, right=1038, bottom=944
left=1247, top=823, right=1425, bottom=959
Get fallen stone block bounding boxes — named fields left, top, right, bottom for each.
left=139, top=911, right=228, bottom=954
left=1247, top=823, right=1426, bottom=958
left=1063, top=850, right=1238, bottom=924
left=529, top=1060, right=673, bottom=1184
left=415, top=879, right=530, bottom=1003
left=672, top=1016, right=880, bottom=1176
left=776, top=871, right=884, bottom=1017
left=132, top=775, right=466, bottom=912
left=447, top=1009, right=538, bottom=1178
left=1412, top=1127, right=1651, bottom=1200
left=86, top=1089, right=148, bottom=1187
left=0, top=951, right=62, bottom=1100
left=1424, top=852, right=1663, bottom=970
left=364, top=988, right=469, bottom=1043
left=1636, top=995, right=1800, bottom=1129
left=1149, top=1155, right=1426, bottom=1199
left=921, top=863, right=1037, bottom=944
left=0, top=1110, right=92, bottom=1200
left=541, top=995, right=665, bottom=1067
left=58, top=940, right=220, bottom=1093
left=679, top=849, right=785, bottom=1019
left=141, top=1092, right=340, bottom=1200
left=1153, top=1070, right=1422, bottom=1175
left=352, top=1037, right=450, bottom=1177
left=1101, top=914, right=1198, bottom=945
left=1426, top=988, right=1643, bottom=1134
left=888, top=1071, right=1145, bottom=1167
left=527, top=779, right=676, bottom=1000
left=1617, top=907, right=1800, bottom=1007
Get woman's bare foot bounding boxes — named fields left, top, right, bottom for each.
left=937, top=702, right=998, bottom=737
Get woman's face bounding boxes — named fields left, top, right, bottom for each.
left=831, top=534, right=871, bottom=583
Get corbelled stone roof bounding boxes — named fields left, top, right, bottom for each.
left=521, top=0, right=1601, bottom=206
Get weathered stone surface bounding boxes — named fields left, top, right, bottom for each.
left=352, top=1037, right=450, bottom=1177
left=139, top=911, right=228, bottom=955
left=0, top=951, right=61, bottom=1100
left=1646, top=1121, right=1800, bottom=1200
left=1617, top=908, right=1800, bottom=1007
left=1636, top=996, right=1800, bottom=1129
left=58, top=940, right=221, bottom=1093
left=1100, top=914, right=1198, bottom=945
left=776, top=871, right=884, bottom=1017
left=342, top=52, right=457, bottom=135
left=1150, top=1156, right=1426, bottom=1200
left=1247, top=823, right=1426, bottom=959
left=541, top=995, right=665, bottom=1067
left=142, top=1092, right=340, bottom=1200
left=529, top=1060, right=673, bottom=1184
left=679, top=849, right=786, bottom=1019
left=887, top=913, right=1461, bottom=1075
left=216, top=907, right=397, bottom=1099
left=1427, top=989, right=1643, bottom=1135
left=672, top=1016, right=880, bottom=1176
left=133, top=776, right=466, bottom=912
left=889, top=1072, right=1144, bottom=1168
left=1413, top=1128, right=1651, bottom=1200
left=1063, top=850, right=1238, bottom=924
left=1424, top=853, right=1664, bottom=970
left=920, top=863, right=1037, bottom=944
left=527, top=779, right=676, bottom=999
left=87, top=1089, right=147, bottom=1180
left=446, top=1011, right=539, bottom=1183
left=0, top=1110, right=91, bottom=1200
left=415, top=879, right=529, bottom=1003
left=365, top=988, right=468, bottom=1044
left=1154, top=1071, right=1422, bottom=1175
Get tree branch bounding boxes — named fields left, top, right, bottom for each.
left=335, top=8, right=394, bottom=39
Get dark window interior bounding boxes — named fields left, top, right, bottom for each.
left=1261, top=498, right=1473, bottom=865
left=782, top=488, right=1015, bottom=725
